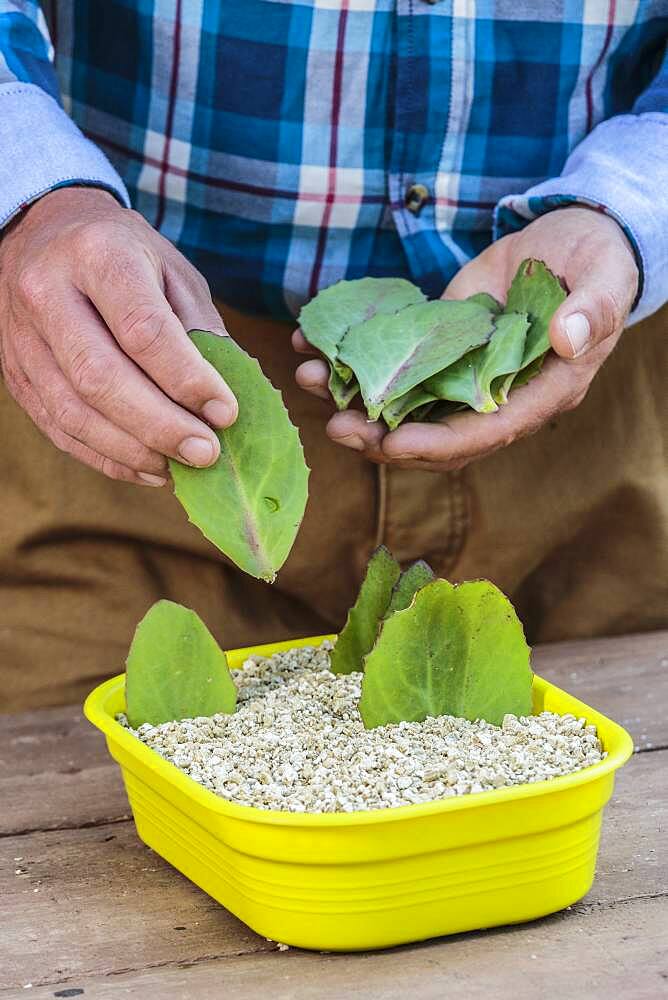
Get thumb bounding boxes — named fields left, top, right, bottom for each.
left=549, top=250, right=638, bottom=360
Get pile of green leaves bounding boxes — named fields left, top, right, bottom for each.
left=298, top=260, right=566, bottom=428
left=169, top=332, right=309, bottom=583
left=331, top=547, right=533, bottom=729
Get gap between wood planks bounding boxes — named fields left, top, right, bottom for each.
left=2, top=745, right=665, bottom=991
left=3, top=896, right=667, bottom=1000
left=1, top=631, right=666, bottom=994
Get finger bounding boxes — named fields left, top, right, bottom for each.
left=292, top=328, right=320, bottom=355
left=42, top=291, right=223, bottom=467
left=325, top=409, right=450, bottom=470
left=163, top=259, right=228, bottom=337
left=17, top=329, right=168, bottom=479
left=326, top=410, right=387, bottom=458
left=550, top=239, right=638, bottom=360
left=8, top=365, right=157, bottom=485
left=381, top=354, right=590, bottom=464
left=295, top=359, right=332, bottom=401
left=442, top=245, right=510, bottom=303
left=74, top=235, right=237, bottom=428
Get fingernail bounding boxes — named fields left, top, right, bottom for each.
left=178, top=436, right=218, bottom=466
left=339, top=434, right=365, bottom=451
left=202, top=398, right=236, bottom=428
left=564, top=313, right=591, bottom=357
left=138, top=472, right=167, bottom=487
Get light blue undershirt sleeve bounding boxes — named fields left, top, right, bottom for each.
left=494, top=51, right=668, bottom=324
left=0, top=6, right=129, bottom=231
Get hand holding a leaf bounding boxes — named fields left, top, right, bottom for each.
left=294, top=206, right=638, bottom=472
left=0, top=186, right=238, bottom=486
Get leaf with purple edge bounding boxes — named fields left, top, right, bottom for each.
left=169, top=332, right=309, bottom=583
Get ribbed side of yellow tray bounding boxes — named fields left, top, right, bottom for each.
left=85, top=635, right=632, bottom=951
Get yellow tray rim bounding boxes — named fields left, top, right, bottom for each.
left=84, top=633, right=634, bottom=828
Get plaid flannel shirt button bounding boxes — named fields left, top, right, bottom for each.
left=405, top=184, right=430, bottom=215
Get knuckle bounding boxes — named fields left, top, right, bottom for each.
left=595, top=289, right=623, bottom=341
left=118, top=303, right=170, bottom=359
left=71, top=220, right=114, bottom=259
left=48, top=424, right=74, bottom=457
left=177, top=369, right=212, bottom=401
left=184, top=264, right=211, bottom=298
left=100, top=456, right=126, bottom=481
left=16, top=265, right=49, bottom=310
left=69, top=348, right=114, bottom=402
left=54, top=397, right=88, bottom=439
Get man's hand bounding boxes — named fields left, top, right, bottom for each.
left=293, top=207, right=638, bottom=471
left=0, top=187, right=237, bottom=485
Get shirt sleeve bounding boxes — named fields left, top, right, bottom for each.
left=494, top=49, right=668, bottom=324
left=0, top=3, right=129, bottom=230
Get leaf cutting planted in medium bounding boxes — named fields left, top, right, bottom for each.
left=125, top=600, right=237, bottom=727
left=328, top=546, right=533, bottom=728
left=169, top=332, right=309, bottom=583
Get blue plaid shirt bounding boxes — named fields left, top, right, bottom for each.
left=1, top=1, right=667, bottom=321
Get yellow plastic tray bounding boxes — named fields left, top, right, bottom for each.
left=84, top=634, right=633, bottom=951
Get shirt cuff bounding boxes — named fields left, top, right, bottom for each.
left=0, top=82, right=130, bottom=229
left=493, top=113, right=668, bottom=324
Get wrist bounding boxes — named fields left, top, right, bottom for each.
left=550, top=205, right=637, bottom=262
left=1, top=185, right=124, bottom=243
left=1, top=186, right=125, bottom=260
left=21, top=184, right=122, bottom=223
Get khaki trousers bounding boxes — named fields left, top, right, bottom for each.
left=1, top=304, right=666, bottom=711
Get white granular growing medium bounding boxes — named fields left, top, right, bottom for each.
left=123, top=642, right=605, bottom=813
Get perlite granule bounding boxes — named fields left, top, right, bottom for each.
left=120, top=642, right=605, bottom=813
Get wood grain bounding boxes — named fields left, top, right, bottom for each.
left=1, top=631, right=666, bottom=997
left=532, top=630, right=668, bottom=753
left=5, top=897, right=667, bottom=1000
left=2, top=747, right=665, bottom=991
left=0, top=706, right=127, bottom=836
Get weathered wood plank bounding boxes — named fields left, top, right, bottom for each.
left=0, top=706, right=127, bottom=836
left=532, top=630, right=668, bottom=752
left=583, top=749, right=666, bottom=906
left=2, top=748, right=665, bottom=991
left=6, top=896, right=667, bottom=1000
left=2, top=631, right=666, bottom=837
left=1, top=821, right=272, bottom=992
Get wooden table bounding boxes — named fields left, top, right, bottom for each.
left=2, top=632, right=667, bottom=999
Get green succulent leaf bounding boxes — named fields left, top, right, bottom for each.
left=338, top=300, right=496, bottom=421
left=467, top=291, right=503, bottom=314
left=359, top=579, right=533, bottom=729
left=329, top=546, right=401, bottom=675
left=505, top=259, right=567, bottom=371
left=329, top=367, right=360, bottom=410
left=382, top=386, right=438, bottom=430
left=125, top=600, right=237, bottom=728
left=411, top=400, right=439, bottom=422
left=385, top=560, right=435, bottom=617
left=298, top=277, right=426, bottom=383
left=425, top=312, right=529, bottom=413
left=425, top=400, right=469, bottom=422
left=169, top=332, right=309, bottom=583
